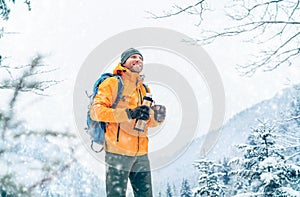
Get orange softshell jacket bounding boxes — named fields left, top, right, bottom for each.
left=90, top=63, right=161, bottom=156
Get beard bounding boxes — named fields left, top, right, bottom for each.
left=130, top=64, right=143, bottom=73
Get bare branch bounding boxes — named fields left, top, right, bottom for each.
left=147, top=0, right=207, bottom=26
left=237, top=41, right=300, bottom=76
left=1, top=54, right=61, bottom=139
left=147, top=0, right=206, bottom=19
left=255, top=20, right=300, bottom=25
left=150, top=0, right=300, bottom=75
left=287, top=0, right=300, bottom=21
left=28, top=158, right=75, bottom=192
left=190, top=22, right=266, bottom=45
left=284, top=115, right=300, bottom=122
left=284, top=151, right=300, bottom=162
left=226, top=0, right=285, bottom=21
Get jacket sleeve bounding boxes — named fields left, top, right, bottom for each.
left=144, top=86, right=163, bottom=128
left=89, top=77, right=130, bottom=123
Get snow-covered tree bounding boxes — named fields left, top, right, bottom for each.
left=180, top=178, right=192, bottom=197
left=0, top=2, right=105, bottom=196
left=0, top=55, right=107, bottom=197
left=157, top=191, right=163, bottom=197
left=0, top=174, right=29, bottom=196
left=218, top=157, right=232, bottom=186
left=0, top=56, right=93, bottom=196
left=172, top=183, right=178, bottom=197
left=233, top=121, right=300, bottom=196
left=290, top=87, right=300, bottom=126
left=291, top=98, right=300, bottom=124
left=217, top=157, right=239, bottom=196
left=0, top=0, right=31, bottom=21
left=166, top=183, right=173, bottom=197
left=276, top=85, right=300, bottom=166
left=193, top=159, right=225, bottom=197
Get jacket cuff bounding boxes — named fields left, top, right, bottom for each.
left=125, top=108, right=132, bottom=119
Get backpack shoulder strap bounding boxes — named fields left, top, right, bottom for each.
left=143, top=83, right=149, bottom=93
left=91, top=73, right=123, bottom=109
left=93, top=73, right=114, bottom=96
left=112, top=75, right=124, bottom=109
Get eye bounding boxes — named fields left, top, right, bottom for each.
left=129, top=55, right=136, bottom=59
left=130, top=54, right=143, bottom=61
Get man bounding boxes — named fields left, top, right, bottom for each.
left=90, top=48, right=166, bottom=197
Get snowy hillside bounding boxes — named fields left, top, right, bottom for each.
left=152, top=137, right=203, bottom=194
left=209, top=84, right=300, bottom=160
left=151, top=84, right=300, bottom=194
left=0, top=131, right=105, bottom=196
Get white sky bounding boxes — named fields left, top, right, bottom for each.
left=1, top=0, right=300, bottom=135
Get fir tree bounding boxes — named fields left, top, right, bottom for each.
left=173, top=183, right=178, bottom=197
left=218, top=157, right=232, bottom=185
left=0, top=0, right=31, bottom=21
left=180, top=178, right=192, bottom=197
left=0, top=56, right=75, bottom=195
left=218, top=157, right=238, bottom=196
left=290, top=90, right=300, bottom=126
left=158, top=191, right=162, bottom=197
left=193, top=159, right=225, bottom=197
left=166, top=183, right=173, bottom=197
left=234, top=121, right=300, bottom=196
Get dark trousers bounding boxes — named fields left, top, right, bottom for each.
left=105, top=152, right=153, bottom=197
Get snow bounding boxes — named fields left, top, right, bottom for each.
left=260, top=172, right=275, bottom=185
left=233, top=192, right=264, bottom=197
left=259, top=157, right=277, bottom=168
left=280, top=187, right=300, bottom=197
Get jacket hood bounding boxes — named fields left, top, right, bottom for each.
left=113, top=63, right=128, bottom=75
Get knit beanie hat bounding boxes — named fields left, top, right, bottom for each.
left=121, top=48, right=143, bottom=64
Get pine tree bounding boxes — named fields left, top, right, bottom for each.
left=234, top=121, right=300, bottom=196
left=290, top=90, right=300, bottom=126
left=172, top=183, right=178, bottom=197
left=180, top=179, right=192, bottom=197
left=278, top=86, right=300, bottom=166
left=0, top=0, right=31, bottom=21
left=218, top=157, right=232, bottom=185
left=193, top=159, right=225, bottom=197
left=0, top=55, right=75, bottom=195
left=166, top=183, right=173, bottom=197
left=218, top=157, right=238, bottom=196
left=157, top=191, right=162, bottom=197
left=0, top=175, right=29, bottom=197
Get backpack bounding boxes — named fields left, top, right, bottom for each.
left=86, top=73, right=124, bottom=153
left=85, top=73, right=149, bottom=153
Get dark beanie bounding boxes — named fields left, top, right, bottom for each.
left=121, top=48, right=143, bottom=64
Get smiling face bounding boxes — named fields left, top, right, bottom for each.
left=122, top=54, right=144, bottom=73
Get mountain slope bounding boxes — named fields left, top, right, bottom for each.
left=151, top=84, right=300, bottom=193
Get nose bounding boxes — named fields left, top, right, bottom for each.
left=136, top=57, right=142, bottom=63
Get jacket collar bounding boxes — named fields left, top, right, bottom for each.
left=113, top=63, right=145, bottom=86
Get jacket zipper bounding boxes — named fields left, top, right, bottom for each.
left=135, top=88, right=143, bottom=155
left=135, top=132, right=140, bottom=156
left=116, top=123, right=120, bottom=142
